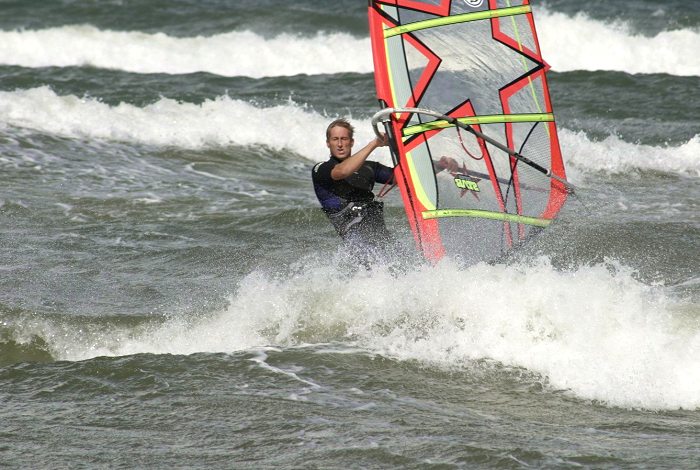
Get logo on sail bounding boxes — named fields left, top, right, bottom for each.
left=454, top=175, right=480, bottom=192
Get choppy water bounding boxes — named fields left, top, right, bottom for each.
left=1, top=1, right=698, bottom=468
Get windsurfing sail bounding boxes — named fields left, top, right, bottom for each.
left=368, top=0, right=570, bottom=264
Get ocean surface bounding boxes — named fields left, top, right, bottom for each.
left=1, top=0, right=698, bottom=468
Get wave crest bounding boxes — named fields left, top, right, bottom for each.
left=1, top=13, right=698, bottom=77
left=1, top=87, right=696, bottom=178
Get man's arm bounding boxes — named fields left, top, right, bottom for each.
left=434, top=156, right=462, bottom=173
left=330, top=134, right=388, bottom=180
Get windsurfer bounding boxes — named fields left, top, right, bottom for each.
left=312, top=118, right=463, bottom=263
left=312, top=118, right=393, bottom=251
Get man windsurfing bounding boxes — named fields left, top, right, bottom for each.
left=311, top=118, right=393, bottom=252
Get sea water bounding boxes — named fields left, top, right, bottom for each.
left=1, top=1, right=698, bottom=468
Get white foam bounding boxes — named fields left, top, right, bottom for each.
left=536, top=9, right=700, bottom=76
left=0, top=25, right=372, bottom=78
left=24, top=256, right=699, bottom=411
left=1, top=12, right=698, bottom=77
left=561, top=129, right=700, bottom=178
left=1, top=87, right=695, bottom=177
left=0, top=87, right=389, bottom=163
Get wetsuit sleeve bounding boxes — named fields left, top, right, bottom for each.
left=313, top=160, right=336, bottom=185
left=374, top=162, right=394, bottom=185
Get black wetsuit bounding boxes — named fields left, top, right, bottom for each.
left=312, top=156, right=394, bottom=247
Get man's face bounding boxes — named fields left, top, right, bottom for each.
left=326, top=126, right=354, bottom=159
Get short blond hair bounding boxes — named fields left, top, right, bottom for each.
left=326, top=118, right=354, bottom=140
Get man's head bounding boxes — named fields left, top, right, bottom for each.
left=326, top=118, right=355, bottom=159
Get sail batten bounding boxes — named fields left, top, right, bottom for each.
left=402, top=113, right=554, bottom=136
left=383, top=5, right=532, bottom=38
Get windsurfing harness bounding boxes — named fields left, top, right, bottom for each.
left=368, top=0, right=570, bottom=264
left=312, top=157, right=393, bottom=239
